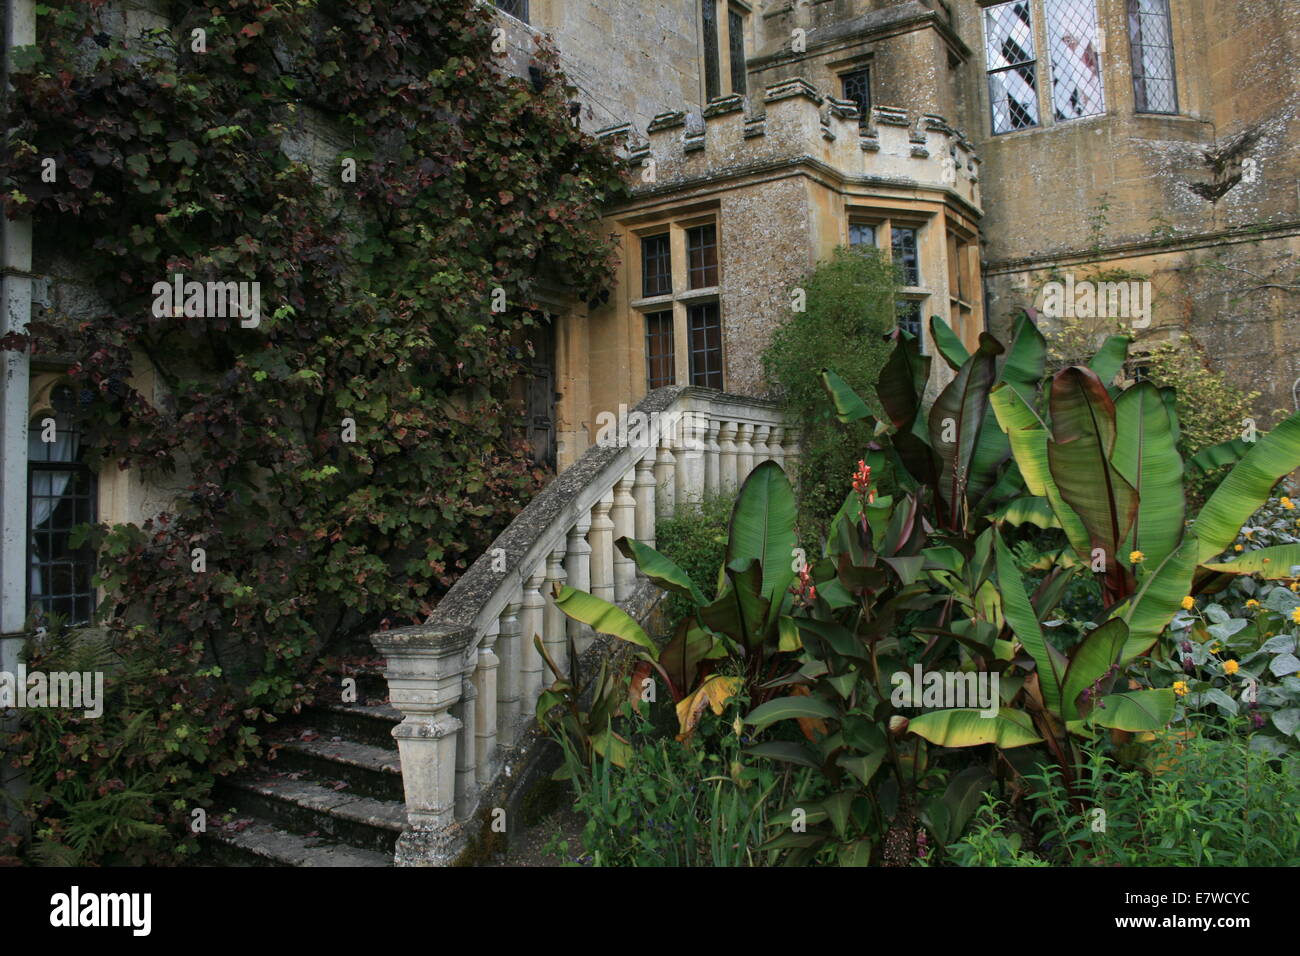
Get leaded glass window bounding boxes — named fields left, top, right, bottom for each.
left=703, top=1, right=721, bottom=101
left=841, top=68, right=872, bottom=127
left=1129, top=0, right=1177, bottom=113
left=28, top=385, right=97, bottom=625
left=891, top=227, right=920, bottom=287
left=985, top=2, right=1040, bottom=133
left=645, top=311, right=676, bottom=389
left=728, top=8, right=747, bottom=96
left=1046, top=0, right=1105, bottom=120
left=688, top=303, right=724, bottom=389
left=687, top=224, right=719, bottom=289
left=493, top=0, right=528, bottom=24
left=642, top=233, right=672, bottom=298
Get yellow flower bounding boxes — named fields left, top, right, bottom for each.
left=1246, top=599, right=1261, bottom=609
left=1291, top=582, right=1300, bottom=592
left=1282, top=496, right=1295, bottom=510
left=1173, top=681, right=1189, bottom=697
left=1224, top=659, right=1239, bottom=675
left=1235, top=544, right=1244, bottom=552
left=1292, top=607, right=1300, bottom=625
left=1180, top=596, right=1195, bottom=611
left=1130, top=550, right=1145, bottom=564
left=1209, top=642, right=1222, bottom=653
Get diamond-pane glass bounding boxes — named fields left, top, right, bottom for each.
left=493, top=0, right=528, bottom=23
left=1047, top=0, right=1105, bottom=120
left=985, top=2, right=1040, bottom=133
left=1128, top=0, right=1177, bottom=113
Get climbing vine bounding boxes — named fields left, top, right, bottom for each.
left=0, top=0, right=628, bottom=861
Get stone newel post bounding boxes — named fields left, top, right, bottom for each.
left=371, top=627, right=471, bottom=865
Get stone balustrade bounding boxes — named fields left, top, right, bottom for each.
left=370, top=386, right=790, bottom=865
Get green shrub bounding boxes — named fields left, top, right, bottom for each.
left=1141, top=341, right=1271, bottom=503
left=547, top=700, right=791, bottom=867
left=651, top=496, right=731, bottom=634
left=1025, top=726, right=1300, bottom=866
left=762, top=246, right=898, bottom=538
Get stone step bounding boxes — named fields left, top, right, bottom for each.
left=215, top=771, right=406, bottom=856
left=268, top=733, right=404, bottom=802
left=319, top=666, right=390, bottom=706
left=205, top=818, right=394, bottom=867
left=304, top=700, right=402, bottom=750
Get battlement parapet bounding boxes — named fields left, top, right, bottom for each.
left=627, top=79, right=981, bottom=210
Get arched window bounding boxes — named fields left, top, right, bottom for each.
left=28, top=384, right=97, bottom=625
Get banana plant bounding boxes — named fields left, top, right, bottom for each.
left=822, top=310, right=1050, bottom=535
left=547, top=460, right=802, bottom=740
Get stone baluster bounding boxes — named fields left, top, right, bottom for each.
left=519, top=570, right=546, bottom=717
left=566, top=515, right=593, bottom=652
left=784, top=427, right=802, bottom=488
left=655, top=429, right=677, bottom=518
left=495, top=595, right=523, bottom=745
left=590, top=491, right=615, bottom=605
left=453, top=677, right=477, bottom=820
left=704, top=417, right=721, bottom=497
left=718, top=421, right=739, bottom=494
left=677, top=409, right=707, bottom=505
left=370, top=629, right=470, bottom=863
left=753, top=423, right=771, bottom=467
left=473, top=619, right=500, bottom=787
left=735, top=422, right=755, bottom=483
left=768, top=424, right=786, bottom=477
left=634, top=455, right=657, bottom=549
left=542, top=545, right=568, bottom=679
left=612, top=470, right=637, bottom=601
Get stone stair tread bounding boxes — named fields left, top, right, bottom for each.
left=228, top=773, right=407, bottom=833
left=274, top=736, right=402, bottom=776
left=313, top=699, right=401, bottom=722
left=210, top=819, right=393, bottom=867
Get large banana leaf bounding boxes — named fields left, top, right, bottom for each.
left=1202, top=543, right=1300, bottom=579
left=552, top=585, right=658, bottom=658
left=700, top=559, right=772, bottom=652
left=929, top=314, right=972, bottom=372
left=1060, top=618, right=1128, bottom=721
left=725, top=460, right=798, bottom=605
left=1076, top=689, right=1174, bottom=732
left=992, top=496, right=1062, bottom=530
left=1186, top=436, right=1252, bottom=475
left=1047, top=366, right=1138, bottom=602
left=820, top=367, right=873, bottom=424
left=999, top=309, right=1048, bottom=403
left=1192, top=411, right=1300, bottom=563
left=990, top=383, right=1092, bottom=559
left=1088, top=334, right=1131, bottom=389
left=995, top=530, right=1067, bottom=716
left=616, top=536, right=707, bottom=605
left=928, top=333, right=1004, bottom=520
left=906, top=707, right=1042, bottom=749
left=874, top=330, right=930, bottom=430
left=1112, top=382, right=1184, bottom=568
left=873, top=332, right=937, bottom=488
left=1119, top=533, right=1199, bottom=661
left=745, top=694, right=840, bottom=734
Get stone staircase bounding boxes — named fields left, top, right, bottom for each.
left=207, top=388, right=794, bottom=866
left=204, top=663, right=406, bottom=867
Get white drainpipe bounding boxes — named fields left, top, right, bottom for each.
left=1, top=0, right=36, bottom=834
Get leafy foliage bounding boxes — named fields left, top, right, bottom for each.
left=1, top=0, right=625, bottom=862
left=761, top=247, right=898, bottom=536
